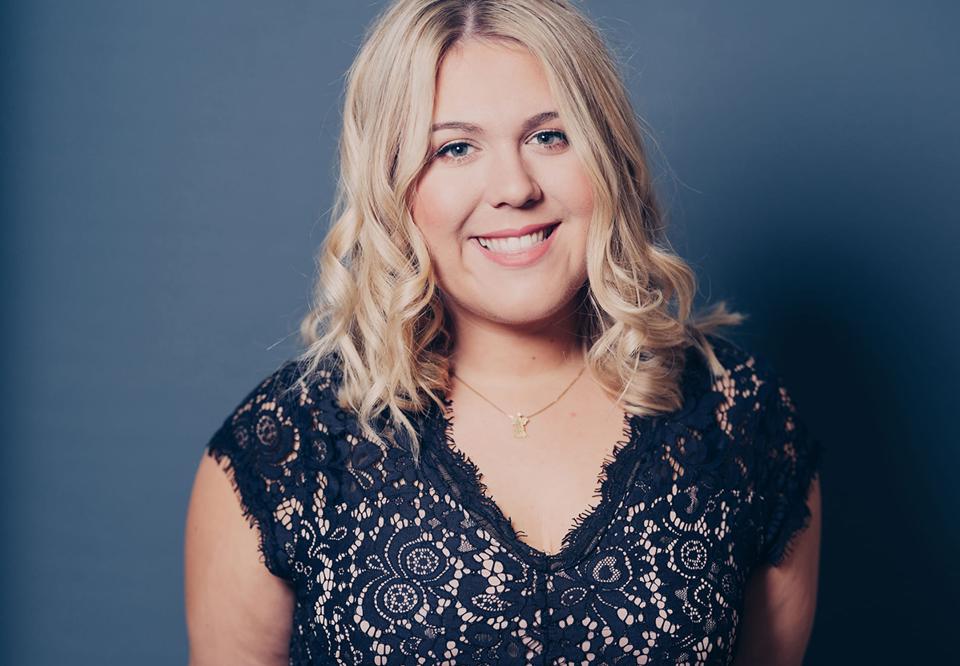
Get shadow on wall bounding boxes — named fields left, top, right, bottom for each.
left=725, top=158, right=958, bottom=660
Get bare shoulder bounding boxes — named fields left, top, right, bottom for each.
left=184, top=452, right=294, bottom=666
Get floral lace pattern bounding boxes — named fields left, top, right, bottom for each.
left=205, top=335, right=822, bottom=665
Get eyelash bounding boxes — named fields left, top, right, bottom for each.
left=433, top=130, right=569, bottom=163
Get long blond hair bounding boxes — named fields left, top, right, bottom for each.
left=292, top=0, right=743, bottom=460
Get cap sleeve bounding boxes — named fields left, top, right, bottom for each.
left=205, top=362, right=307, bottom=581
left=754, top=370, right=823, bottom=567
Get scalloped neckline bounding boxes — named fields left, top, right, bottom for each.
left=426, top=396, right=660, bottom=571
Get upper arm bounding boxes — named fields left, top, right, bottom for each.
left=184, top=452, right=294, bottom=666
left=734, top=475, right=822, bottom=666
left=730, top=352, right=824, bottom=665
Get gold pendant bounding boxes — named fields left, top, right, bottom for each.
left=511, top=413, right=529, bottom=438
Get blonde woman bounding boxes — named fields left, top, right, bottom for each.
left=185, top=1, right=822, bottom=664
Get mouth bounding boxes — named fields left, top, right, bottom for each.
left=470, top=222, right=560, bottom=255
left=468, top=221, right=561, bottom=268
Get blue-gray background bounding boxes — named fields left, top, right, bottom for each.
left=3, top=1, right=957, bottom=663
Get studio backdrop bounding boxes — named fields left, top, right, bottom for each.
left=2, top=1, right=957, bottom=664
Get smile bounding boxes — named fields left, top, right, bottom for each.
left=470, top=222, right=560, bottom=267
left=472, top=222, right=559, bottom=254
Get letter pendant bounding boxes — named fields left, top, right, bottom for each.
left=511, top=413, right=529, bottom=438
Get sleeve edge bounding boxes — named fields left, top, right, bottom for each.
left=204, top=443, right=295, bottom=582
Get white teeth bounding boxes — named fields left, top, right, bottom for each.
left=476, top=229, right=548, bottom=254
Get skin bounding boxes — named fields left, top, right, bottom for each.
left=733, top=477, right=822, bottom=666
left=184, top=452, right=294, bottom=666
left=410, top=38, right=594, bottom=343
left=409, top=37, right=629, bottom=555
left=184, top=36, right=822, bottom=665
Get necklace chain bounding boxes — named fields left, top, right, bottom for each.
left=451, top=364, right=587, bottom=438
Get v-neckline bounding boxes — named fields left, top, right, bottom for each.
left=425, top=395, right=660, bottom=571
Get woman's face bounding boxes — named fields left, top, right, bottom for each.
left=410, top=38, right=594, bottom=329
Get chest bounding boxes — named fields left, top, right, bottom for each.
left=444, top=391, right=632, bottom=556
left=289, top=375, right=766, bottom=664
left=295, top=432, right=758, bottom=665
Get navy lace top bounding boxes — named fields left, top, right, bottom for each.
left=205, top=335, right=822, bottom=665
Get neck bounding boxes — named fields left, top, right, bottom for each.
left=447, top=304, right=585, bottom=394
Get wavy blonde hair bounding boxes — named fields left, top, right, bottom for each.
left=292, top=0, right=744, bottom=460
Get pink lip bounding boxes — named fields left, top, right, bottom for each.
left=472, top=223, right=559, bottom=268
left=471, top=221, right=559, bottom=239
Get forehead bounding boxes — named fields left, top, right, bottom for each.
left=433, top=39, right=556, bottom=123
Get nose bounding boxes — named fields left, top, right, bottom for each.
left=484, top=147, right=542, bottom=209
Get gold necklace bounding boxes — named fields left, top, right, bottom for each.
left=451, top=364, right=587, bottom=438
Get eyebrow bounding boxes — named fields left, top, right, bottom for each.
left=431, top=110, right=559, bottom=136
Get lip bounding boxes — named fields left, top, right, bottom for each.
left=471, top=222, right=559, bottom=268
left=470, top=220, right=559, bottom=240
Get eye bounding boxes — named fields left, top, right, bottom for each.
left=528, top=130, right=568, bottom=149
left=431, top=130, right=569, bottom=164
left=434, top=141, right=475, bottom=162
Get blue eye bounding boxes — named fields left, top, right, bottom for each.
left=530, top=130, right=568, bottom=148
left=432, top=130, right=569, bottom=164
left=434, top=142, right=474, bottom=160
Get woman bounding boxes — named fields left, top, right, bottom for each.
left=185, top=1, right=822, bottom=664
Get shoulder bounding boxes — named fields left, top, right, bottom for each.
left=674, top=333, right=819, bottom=465
left=673, top=334, right=822, bottom=567
left=668, top=334, right=768, bottom=431
left=703, top=333, right=811, bottom=430
left=209, top=356, right=344, bottom=452
left=702, top=333, right=773, bottom=388
left=209, top=362, right=301, bottom=460
left=200, top=355, right=346, bottom=577
left=687, top=333, right=790, bottom=419
left=204, top=355, right=348, bottom=517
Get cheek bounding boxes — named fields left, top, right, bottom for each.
left=540, top=154, right=595, bottom=222
left=411, top=171, right=476, bottom=245
left=410, top=200, right=445, bottom=263
left=562, top=164, right=595, bottom=216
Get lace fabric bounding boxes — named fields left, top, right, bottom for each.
left=204, top=335, right=822, bottom=664
left=424, top=397, right=657, bottom=572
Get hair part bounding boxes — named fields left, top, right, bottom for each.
left=289, top=0, right=744, bottom=461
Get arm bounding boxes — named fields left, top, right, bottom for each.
left=184, top=453, right=295, bottom=665
left=733, top=475, right=822, bottom=666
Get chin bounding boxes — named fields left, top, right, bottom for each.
left=478, top=294, right=580, bottom=328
